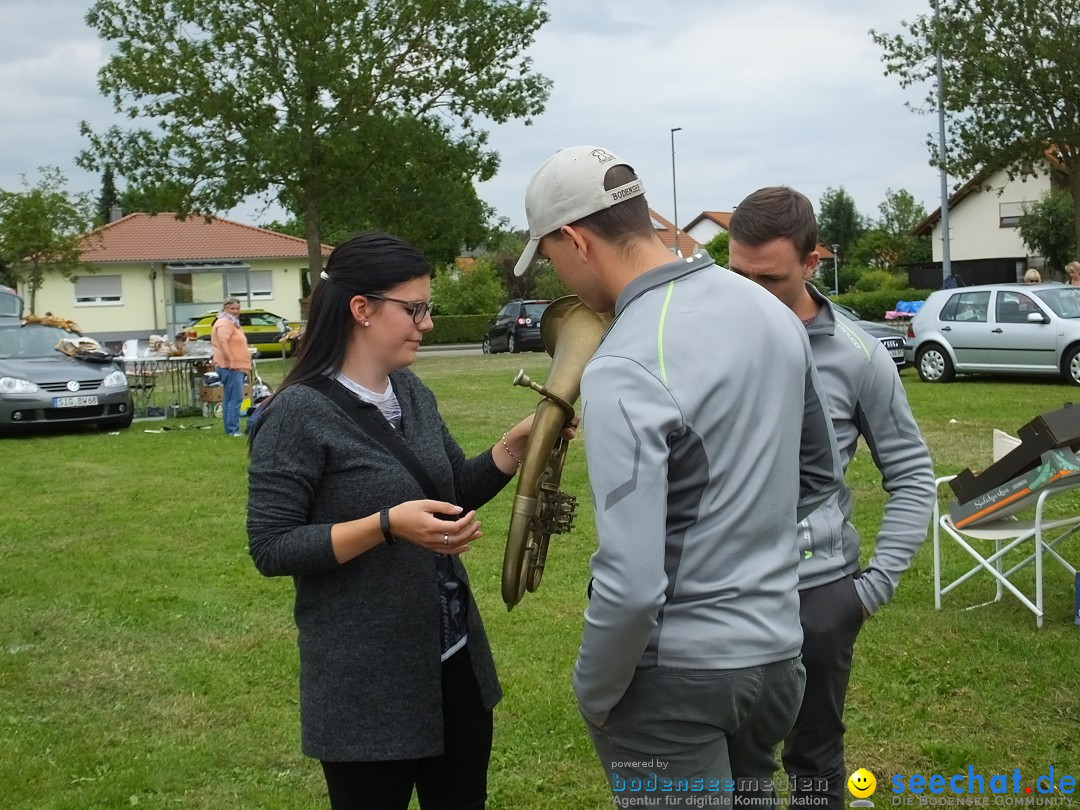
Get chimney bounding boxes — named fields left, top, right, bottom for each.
left=109, top=205, right=123, bottom=222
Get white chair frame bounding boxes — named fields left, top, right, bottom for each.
left=933, top=475, right=1080, bottom=628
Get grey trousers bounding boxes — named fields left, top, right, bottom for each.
left=782, top=574, right=867, bottom=810
left=584, top=656, right=806, bottom=809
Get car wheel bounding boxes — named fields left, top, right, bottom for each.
left=1062, top=345, right=1080, bottom=386
left=916, top=344, right=955, bottom=383
left=508, top=333, right=518, bottom=354
left=482, top=337, right=491, bottom=354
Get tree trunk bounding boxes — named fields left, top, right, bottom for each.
left=1069, top=157, right=1080, bottom=263
left=303, top=193, right=323, bottom=294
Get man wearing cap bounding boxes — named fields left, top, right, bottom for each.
left=728, top=187, right=935, bottom=810
left=514, top=146, right=843, bottom=807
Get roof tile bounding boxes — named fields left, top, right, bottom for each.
left=77, top=212, right=332, bottom=263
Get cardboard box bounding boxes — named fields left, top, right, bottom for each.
left=199, top=383, right=251, bottom=403
left=949, top=447, right=1080, bottom=529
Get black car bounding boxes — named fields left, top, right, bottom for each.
left=831, top=302, right=907, bottom=369
left=483, top=299, right=550, bottom=354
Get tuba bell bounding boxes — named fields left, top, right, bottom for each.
left=501, top=295, right=612, bottom=609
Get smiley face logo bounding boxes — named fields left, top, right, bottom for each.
left=848, top=768, right=877, bottom=799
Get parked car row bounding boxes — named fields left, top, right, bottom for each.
left=905, top=282, right=1080, bottom=385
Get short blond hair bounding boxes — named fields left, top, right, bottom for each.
left=1024, top=268, right=1042, bottom=284
left=1066, top=261, right=1080, bottom=279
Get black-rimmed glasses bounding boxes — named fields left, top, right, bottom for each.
left=364, top=294, right=433, bottom=324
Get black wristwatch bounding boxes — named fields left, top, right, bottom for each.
left=379, top=507, right=396, bottom=545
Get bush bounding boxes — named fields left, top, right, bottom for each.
left=426, top=314, right=491, bottom=344
left=431, top=258, right=506, bottom=316
left=853, top=268, right=908, bottom=292
left=832, top=288, right=934, bottom=321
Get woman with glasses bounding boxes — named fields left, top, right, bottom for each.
left=247, top=231, right=547, bottom=810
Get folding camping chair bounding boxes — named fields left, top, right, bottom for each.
left=933, top=430, right=1080, bottom=628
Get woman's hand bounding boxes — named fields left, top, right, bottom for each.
left=387, top=500, right=481, bottom=555
left=495, top=412, right=580, bottom=474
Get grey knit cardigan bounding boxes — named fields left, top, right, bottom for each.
left=247, top=369, right=512, bottom=761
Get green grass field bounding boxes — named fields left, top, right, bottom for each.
left=2, top=355, right=1079, bottom=809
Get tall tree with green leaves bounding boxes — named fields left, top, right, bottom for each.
left=871, top=0, right=1080, bottom=251
left=0, top=168, right=93, bottom=314
left=95, top=165, right=119, bottom=226
left=817, top=187, right=865, bottom=263
left=1018, top=190, right=1077, bottom=277
left=848, top=187, right=932, bottom=268
left=78, top=0, right=551, bottom=290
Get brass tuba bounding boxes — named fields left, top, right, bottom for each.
left=501, top=295, right=612, bottom=609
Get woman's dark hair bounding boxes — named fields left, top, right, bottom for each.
left=274, top=231, right=431, bottom=397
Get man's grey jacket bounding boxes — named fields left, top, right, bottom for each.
left=799, top=284, right=935, bottom=613
left=572, top=252, right=843, bottom=727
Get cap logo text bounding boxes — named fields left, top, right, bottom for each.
left=610, top=182, right=642, bottom=201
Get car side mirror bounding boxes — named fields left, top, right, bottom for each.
left=1027, top=312, right=1049, bottom=324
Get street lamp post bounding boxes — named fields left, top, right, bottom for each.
left=670, top=127, right=683, bottom=257
left=832, top=244, right=840, bottom=295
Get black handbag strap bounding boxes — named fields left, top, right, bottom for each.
left=302, top=376, right=446, bottom=502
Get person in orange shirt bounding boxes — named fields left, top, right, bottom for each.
left=211, top=297, right=252, bottom=436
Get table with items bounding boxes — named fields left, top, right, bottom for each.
left=121, top=354, right=215, bottom=418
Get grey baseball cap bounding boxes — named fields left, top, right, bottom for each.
left=513, top=145, right=645, bottom=276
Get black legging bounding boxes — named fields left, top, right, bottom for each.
left=321, top=647, right=493, bottom=810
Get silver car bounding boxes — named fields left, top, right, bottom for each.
left=0, top=321, right=133, bottom=432
left=905, top=282, right=1080, bottom=384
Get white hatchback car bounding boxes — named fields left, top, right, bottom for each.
left=905, top=282, right=1080, bottom=384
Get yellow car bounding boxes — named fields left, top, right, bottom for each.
left=185, top=309, right=301, bottom=357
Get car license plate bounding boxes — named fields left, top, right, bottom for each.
left=54, top=395, right=99, bottom=408
left=889, top=348, right=904, bottom=359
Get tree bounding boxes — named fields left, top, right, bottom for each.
left=79, top=0, right=551, bottom=290
left=0, top=168, right=93, bottom=313
left=310, top=116, right=496, bottom=264
left=817, top=187, right=864, bottom=262
left=704, top=232, right=729, bottom=267
left=878, top=188, right=927, bottom=236
left=530, top=262, right=571, bottom=300
left=871, top=0, right=1080, bottom=252
left=1018, top=189, right=1077, bottom=277
left=849, top=188, right=932, bottom=267
left=95, top=165, right=119, bottom=226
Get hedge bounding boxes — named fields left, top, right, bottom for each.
left=427, top=314, right=492, bottom=344
left=831, top=288, right=934, bottom=321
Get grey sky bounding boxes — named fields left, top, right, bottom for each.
left=0, top=0, right=944, bottom=234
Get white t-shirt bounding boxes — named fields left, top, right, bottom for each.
left=335, top=373, right=402, bottom=431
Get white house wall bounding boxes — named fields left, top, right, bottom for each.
left=26, top=259, right=305, bottom=341
left=930, top=168, right=1050, bottom=262
left=686, top=220, right=723, bottom=245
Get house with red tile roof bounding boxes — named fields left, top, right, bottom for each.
left=911, top=161, right=1056, bottom=285
left=649, top=209, right=702, bottom=257
left=684, top=211, right=835, bottom=261
left=25, top=213, right=331, bottom=342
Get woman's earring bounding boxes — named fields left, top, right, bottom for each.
left=361, top=319, right=370, bottom=327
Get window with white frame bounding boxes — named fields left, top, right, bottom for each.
left=999, top=201, right=1026, bottom=228
left=227, top=269, right=273, bottom=300
left=73, top=274, right=122, bottom=305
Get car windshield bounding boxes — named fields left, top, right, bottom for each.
left=523, top=303, right=548, bottom=319
left=0, top=324, right=79, bottom=359
left=1034, top=287, right=1080, bottom=319
left=245, top=312, right=285, bottom=327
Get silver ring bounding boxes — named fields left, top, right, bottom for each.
left=442, top=533, right=449, bottom=546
